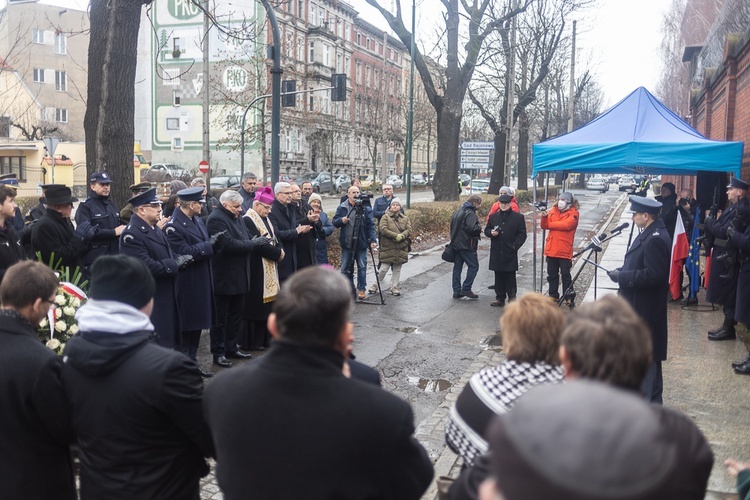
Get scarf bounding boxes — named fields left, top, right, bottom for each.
left=244, top=209, right=280, bottom=303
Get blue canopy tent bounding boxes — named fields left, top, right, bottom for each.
left=532, top=86, right=743, bottom=177
left=529, top=86, right=744, bottom=296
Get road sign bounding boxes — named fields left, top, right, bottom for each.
left=199, top=160, right=209, bottom=174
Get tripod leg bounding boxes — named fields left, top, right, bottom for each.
left=369, top=245, right=385, bottom=304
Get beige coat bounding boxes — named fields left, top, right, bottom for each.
left=379, top=211, right=412, bottom=264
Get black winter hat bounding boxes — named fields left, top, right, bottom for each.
left=90, top=255, right=156, bottom=309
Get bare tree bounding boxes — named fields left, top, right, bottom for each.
left=365, top=0, right=534, bottom=200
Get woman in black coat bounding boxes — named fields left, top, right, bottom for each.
left=484, top=195, right=526, bottom=307
left=241, top=194, right=284, bottom=350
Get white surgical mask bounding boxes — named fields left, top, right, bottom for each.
left=558, top=200, right=567, bottom=210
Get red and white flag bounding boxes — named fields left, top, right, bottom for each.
left=669, top=215, right=689, bottom=299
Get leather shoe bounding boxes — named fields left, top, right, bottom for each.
left=734, top=359, right=750, bottom=374
left=732, top=355, right=750, bottom=369
left=199, top=367, right=214, bottom=378
left=707, top=326, right=736, bottom=341
left=460, top=291, right=479, bottom=299
left=226, top=350, right=252, bottom=359
left=490, top=300, right=504, bottom=307
left=453, top=293, right=461, bottom=298
left=488, top=284, right=495, bottom=289
left=680, top=296, right=698, bottom=306
left=213, top=356, right=232, bottom=368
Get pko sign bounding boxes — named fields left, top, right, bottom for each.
left=168, top=0, right=201, bottom=20
left=223, top=66, right=248, bottom=92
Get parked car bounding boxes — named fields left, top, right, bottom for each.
left=464, top=178, right=490, bottom=194
left=297, top=171, right=333, bottom=193
left=411, top=174, right=427, bottom=186
left=141, top=163, right=184, bottom=182
left=359, top=175, right=377, bottom=189
left=586, top=176, right=609, bottom=192
left=334, top=174, right=352, bottom=193
left=459, top=174, right=472, bottom=187
left=386, top=175, right=403, bottom=189
left=209, top=175, right=241, bottom=189
left=618, top=176, right=636, bottom=191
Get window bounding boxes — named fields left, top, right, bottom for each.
left=172, top=137, right=183, bottom=150
left=336, top=52, right=342, bottom=72
left=0, top=116, right=10, bottom=138
left=55, top=71, right=67, bottom=91
left=54, top=32, right=66, bottom=54
left=172, top=90, right=180, bottom=106
left=32, top=29, right=45, bottom=44
left=297, top=38, right=304, bottom=61
left=162, top=68, right=180, bottom=86
left=298, top=0, right=303, bottom=17
left=357, top=33, right=361, bottom=45
left=55, top=108, right=68, bottom=123
left=0, top=156, right=27, bottom=181
left=355, top=61, right=362, bottom=84
left=366, top=37, right=370, bottom=50
left=33, top=68, right=45, bottom=83
left=172, top=37, right=182, bottom=56
left=310, top=3, right=316, bottom=25
left=323, top=44, right=329, bottom=66
left=318, top=8, right=324, bottom=27
left=365, top=65, right=370, bottom=87
left=309, top=95, right=314, bottom=112
left=345, top=55, right=350, bottom=76
left=309, top=42, right=314, bottom=63
left=166, top=117, right=179, bottom=130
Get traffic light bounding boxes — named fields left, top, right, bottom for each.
left=331, top=73, right=347, bottom=102
left=282, top=80, right=296, bottom=107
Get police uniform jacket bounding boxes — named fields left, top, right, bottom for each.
left=705, top=197, right=750, bottom=306
left=31, top=208, right=88, bottom=272
left=730, top=223, right=750, bottom=325
left=618, top=219, right=671, bottom=361
left=206, top=205, right=254, bottom=295
left=0, top=221, right=24, bottom=283
left=268, top=199, right=300, bottom=281
left=75, top=191, right=122, bottom=267
left=485, top=209, right=526, bottom=272
left=0, top=311, right=76, bottom=500
left=120, top=214, right=181, bottom=348
left=165, top=208, right=215, bottom=331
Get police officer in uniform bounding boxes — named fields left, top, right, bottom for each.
left=727, top=196, right=750, bottom=374
left=120, top=188, right=193, bottom=349
left=705, top=177, right=750, bottom=341
left=607, top=196, right=671, bottom=404
left=164, top=187, right=225, bottom=377
left=75, top=172, right=125, bottom=271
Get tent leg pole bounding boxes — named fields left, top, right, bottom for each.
left=532, top=180, right=537, bottom=292
left=540, top=173, right=550, bottom=293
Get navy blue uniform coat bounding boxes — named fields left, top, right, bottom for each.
left=705, top=198, right=750, bottom=306
left=75, top=192, right=121, bottom=267
left=618, top=219, right=671, bottom=361
left=164, top=208, right=215, bottom=331
left=120, top=214, right=181, bottom=348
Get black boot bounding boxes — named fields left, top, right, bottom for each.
left=734, top=359, right=750, bottom=374
left=732, top=354, right=750, bottom=369
left=708, top=317, right=736, bottom=341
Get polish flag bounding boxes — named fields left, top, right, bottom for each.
left=669, top=215, right=689, bottom=299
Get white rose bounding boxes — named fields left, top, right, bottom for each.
left=54, top=294, right=66, bottom=305
left=72, top=298, right=81, bottom=308
left=39, top=318, right=49, bottom=328
left=46, top=338, right=61, bottom=350
left=63, top=306, right=76, bottom=317
left=54, top=320, right=67, bottom=332
left=69, top=325, right=79, bottom=335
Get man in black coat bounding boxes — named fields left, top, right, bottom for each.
left=0, top=261, right=76, bottom=500
left=164, top=187, right=224, bottom=377
left=239, top=171, right=258, bottom=212
left=485, top=194, right=526, bottom=307
left=203, top=267, right=433, bottom=500
left=607, top=196, right=671, bottom=404
left=31, top=185, right=96, bottom=272
left=120, top=188, right=190, bottom=349
left=449, top=195, right=483, bottom=299
left=268, top=181, right=312, bottom=281
left=705, top=177, right=750, bottom=340
left=206, top=190, right=271, bottom=368
left=0, top=184, right=25, bottom=283
left=290, top=182, right=320, bottom=269
left=61, top=255, right=214, bottom=500
left=75, top=171, right=126, bottom=271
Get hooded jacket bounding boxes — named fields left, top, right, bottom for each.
left=541, top=204, right=579, bottom=260
left=61, top=300, right=214, bottom=500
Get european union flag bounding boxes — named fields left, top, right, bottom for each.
left=685, top=206, right=701, bottom=297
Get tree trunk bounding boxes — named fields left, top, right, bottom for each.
left=433, top=102, right=461, bottom=201
left=517, top=111, right=529, bottom=191
left=84, top=0, right=144, bottom=209
left=488, top=131, right=506, bottom=194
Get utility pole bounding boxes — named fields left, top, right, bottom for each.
left=202, top=0, right=210, bottom=179
left=567, top=20, right=576, bottom=133
left=380, top=31, right=388, bottom=186
left=405, top=0, right=415, bottom=208
left=504, top=0, right=517, bottom=187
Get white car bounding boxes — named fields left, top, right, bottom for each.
left=618, top=176, right=636, bottom=191
left=465, top=178, right=490, bottom=194
left=586, top=176, right=609, bottom=192
left=385, top=175, right=403, bottom=189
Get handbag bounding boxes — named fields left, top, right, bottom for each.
left=441, top=244, right=456, bottom=262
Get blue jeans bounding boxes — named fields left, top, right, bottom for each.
left=341, top=247, right=368, bottom=291
left=452, top=250, right=479, bottom=294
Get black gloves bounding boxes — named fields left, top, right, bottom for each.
left=247, top=235, right=273, bottom=251
left=209, top=230, right=228, bottom=250
left=175, top=254, right=194, bottom=270
left=75, top=221, right=100, bottom=242
left=607, top=269, right=620, bottom=283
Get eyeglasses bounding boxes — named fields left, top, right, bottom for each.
left=258, top=203, right=272, bottom=210
left=279, top=191, right=292, bottom=195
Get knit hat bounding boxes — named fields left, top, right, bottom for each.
left=487, top=381, right=676, bottom=500
left=390, top=197, right=402, bottom=206
left=559, top=192, right=573, bottom=204
left=90, top=255, right=156, bottom=310
left=308, top=192, right=323, bottom=205
left=499, top=185, right=511, bottom=195
left=255, top=185, right=275, bottom=205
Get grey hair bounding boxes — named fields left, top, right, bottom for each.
left=220, top=190, right=242, bottom=204
left=274, top=182, right=291, bottom=195
left=242, top=172, right=257, bottom=182
left=191, top=178, right=206, bottom=187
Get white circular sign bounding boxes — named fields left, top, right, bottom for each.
left=223, top=66, right=248, bottom=92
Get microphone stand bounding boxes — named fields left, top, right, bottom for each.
left=558, top=226, right=627, bottom=308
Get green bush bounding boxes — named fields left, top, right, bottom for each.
left=14, top=196, right=38, bottom=216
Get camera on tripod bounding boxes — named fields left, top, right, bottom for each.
left=353, top=193, right=373, bottom=210
left=534, top=201, right=547, bottom=211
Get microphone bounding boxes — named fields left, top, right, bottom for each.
left=610, top=222, right=630, bottom=234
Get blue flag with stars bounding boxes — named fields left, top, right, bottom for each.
left=685, top=206, right=701, bottom=298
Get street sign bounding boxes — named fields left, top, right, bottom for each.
left=199, top=160, right=209, bottom=174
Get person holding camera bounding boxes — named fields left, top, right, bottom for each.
left=705, top=177, right=750, bottom=341
left=369, top=198, right=411, bottom=296
left=333, top=185, right=377, bottom=300
left=485, top=194, right=526, bottom=307
left=540, top=192, right=580, bottom=305
left=450, top=195, right=483, bottom=299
